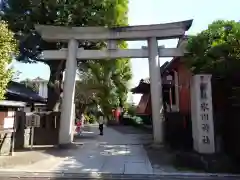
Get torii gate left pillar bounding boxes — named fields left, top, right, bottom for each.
left=59, top=39, right=78, bottom=144
left=35, top=20, right=192, bottom=145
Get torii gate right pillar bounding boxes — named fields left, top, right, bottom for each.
left=148, top=37, right=164, bottom=144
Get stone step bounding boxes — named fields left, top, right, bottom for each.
left=0, top=172, right=240, bottom=180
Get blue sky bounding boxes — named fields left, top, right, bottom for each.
left=12, top=0, right=240, bottom=103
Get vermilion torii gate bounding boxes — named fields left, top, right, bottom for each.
left=35, top=20, right=193, bottom=145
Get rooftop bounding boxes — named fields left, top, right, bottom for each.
left=6, top=81, right=47, bottom=104
left=31, top=77, right=47, bottom=82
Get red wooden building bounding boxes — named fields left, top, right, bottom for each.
left=131, top=37, right=192, bottom=117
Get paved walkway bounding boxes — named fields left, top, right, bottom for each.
left=52, top=125, right=153, bottom=174
left=0, top=125, right=154, bottom=174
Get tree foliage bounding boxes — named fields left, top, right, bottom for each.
left=20, top=78, right=39, bottom=93
left=185, top=20, right=240, bottom=76
left=0, top=21, right=18, bottom=100
left=0, top=0, right=131, bottom=111
left=78, top=61, right=117, bottom=116
left=0, top=0, right=129, bottom=62
left=74, top=79, right=99, bottom=116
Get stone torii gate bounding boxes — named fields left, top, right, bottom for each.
left=35, top=20, right=193, bottom=146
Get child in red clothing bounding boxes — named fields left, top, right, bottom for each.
left=115, top=108, right=120, bottom=122
left=76, top=119, right=82, bottom=135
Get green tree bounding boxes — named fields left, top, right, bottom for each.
left=20, top=78, right=39, bottom=93
left=112, top=57, right=132, bottom=108
left=185, top=20, right=240, bottom=76
left=1, top=0, right=130, bottom=110
left=74, top=79, right=99, bottom=116
left=78, top=54, right=132, bottom=117
left=79, top=60, right=118, bottom=116
left=0, top=21, right=18, bottom=100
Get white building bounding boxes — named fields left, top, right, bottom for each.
left=31, top=77, right=48, bottom=99
left=31, top=76, right=81, bottom=99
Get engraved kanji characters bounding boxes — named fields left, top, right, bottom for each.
left=202, top=123, right=209, bottom=132
left=200, top=102, right=209, bottom=112
left=202, top=135, right=210, bottom=144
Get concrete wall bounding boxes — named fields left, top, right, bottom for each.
left=14, top=111, right=30, bottom=149
left=15, top=111, right=61, bottom=149
left=33, top=112, right=60, bottom=145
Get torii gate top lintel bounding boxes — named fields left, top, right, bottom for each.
left=35, top=19, right=193, bottom=42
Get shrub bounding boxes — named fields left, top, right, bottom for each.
left=127, top=104, right=137, bottom=117
left=88, top=114, right=97, bottom=124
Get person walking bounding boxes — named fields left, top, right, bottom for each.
left=115, top=108, right=120, bottom=123
left=80, top=114, right=85, bottom=128
left=98, top=111, right=104, bottom=135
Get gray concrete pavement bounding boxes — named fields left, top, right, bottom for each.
left=51, top=124, right=153, bottom=174
left=0, top=125, right=153, bottom=174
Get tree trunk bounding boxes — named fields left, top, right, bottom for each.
left=46, top=60, right=65, bottom=111
left=78, top=102, right=87, bottom=115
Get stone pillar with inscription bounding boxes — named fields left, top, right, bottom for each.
left=190, top=74, right=215, bottom=154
